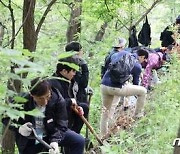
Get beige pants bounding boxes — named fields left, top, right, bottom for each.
left=100, top=84, right=147, bottom=137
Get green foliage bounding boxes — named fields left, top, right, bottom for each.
left=98, top=55, right=180, bottom=153
left=0, top=46, right=74, bottom=130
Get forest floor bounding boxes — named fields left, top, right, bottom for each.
left=85, top=96, right=139, bottom=154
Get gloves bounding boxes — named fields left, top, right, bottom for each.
left=71, top=98, right=77, bottom=106
left=49, top=142, right=59, bottom=154
left=18, top=122, right=32, bottom=137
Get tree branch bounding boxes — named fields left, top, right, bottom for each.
left=36, top=0, right=57, bottom=35
left=133, top=0, right=162, bottom=27
left=104, top=0, right=110, bottom=12
left=0, top=0, right=8, bottom=7
left=3, top=0, right=33, bottom=48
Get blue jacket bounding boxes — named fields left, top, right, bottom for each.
left=101, top=50, right=142, bottom=88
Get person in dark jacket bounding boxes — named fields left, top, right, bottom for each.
left=2, top=78, right=85, bottom=154
left=65, top=41, right=89, bottom=103
left=49, top=57, right=89, bottom=134
left=160, top=15, right=180, bottom=47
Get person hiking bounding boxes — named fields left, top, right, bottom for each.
left=101, top=37, right=127, bottom=78
left=141, top=46, right=172, bottom=90
left=2, top=78, right=85, bottom=154
left=100, top=49, right=148, bottom=137
left=160, top=15, right=180, bottom=47
left=49, top=57, right=89, bottom=134
left=65, top=41, right=89, bottom=103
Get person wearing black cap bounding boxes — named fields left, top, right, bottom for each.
left=49, top=56, right=89, bottom=135
left=160, top=15, right=180, bottom=47
left=65, top=41, right=89, bottom=104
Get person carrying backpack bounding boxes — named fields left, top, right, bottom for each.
left=160, top=15, right=180, bottom=47
left=100, top=49, right=149, bottom=137
left=101, top=38, right=127, bottom=78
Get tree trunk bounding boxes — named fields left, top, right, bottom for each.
left=95, top=22, right=108, bottom=41
left=174, top=125, right=180, bottom=154
left=66, top=0, right=82, bottom=43
left=0, top=23, right=4, bottom=45
left=1, top=1, right=36, bottom=153
left=23, top=0, right=37, bottom=51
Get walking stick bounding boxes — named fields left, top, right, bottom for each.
left=28, top=125, right=52, bottom=150
left=71, top=106, right=103, bottom=146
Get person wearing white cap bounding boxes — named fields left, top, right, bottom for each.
left=101, top=37, right=127, bottom=78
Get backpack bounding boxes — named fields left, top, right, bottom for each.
left=101, top=49, right=118, bottom=78
left=109, top=53, right=135, bottom=84
left=138, top=16, right=151, bottom=47
left=128, top=26, right=139, bottom=48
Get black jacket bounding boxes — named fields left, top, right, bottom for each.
left=160, top=26, right=175, bottom=47
left=49, top=74, right=74, bottom=109
left=74, top=59, right=89, bottom=103
left=2, top=87, right=68, bottom=153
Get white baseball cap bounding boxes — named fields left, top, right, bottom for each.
left=113, top=38, right=127, bottom=48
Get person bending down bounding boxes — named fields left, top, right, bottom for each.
left=2, top=78, right=85, bottom=154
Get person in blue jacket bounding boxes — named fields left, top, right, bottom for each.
left=100, top=49, right=149, bottom=137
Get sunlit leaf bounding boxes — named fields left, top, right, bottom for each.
left=58, top=52, right=77, bottom=59
left=25, top=108, right=45, bottom=118
left=13, top=96, right=28, bottom=103
left=58, top=61, right=79, bottom=71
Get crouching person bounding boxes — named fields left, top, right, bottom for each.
left=2, top=78, right=85, bottom=154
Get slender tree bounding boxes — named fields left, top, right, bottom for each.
left=1, top=0, right=57, bottom=153
left=66, top=0, right=82, bottom=42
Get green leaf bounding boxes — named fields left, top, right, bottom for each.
left=58, top=61, right=79, bottom=71
left=58, top=52, right=77, bottom=59
left=22, top=49, right=33, bottom=57
left=13, top=96, right=28, bottom=103
left=25, top=108, right=45, bottom=118
left=0, top=47, right=22, bottom=56
left=14, top=67, right=45, bottom=74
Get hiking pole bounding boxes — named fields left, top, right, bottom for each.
left=85, top=87, right=94, bottom=150
left=71, top=106, right=103, bottom=146
left=27, top=125, right=52, bottom=150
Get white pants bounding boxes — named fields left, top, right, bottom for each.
left=100, top=84, right=147, bottom=137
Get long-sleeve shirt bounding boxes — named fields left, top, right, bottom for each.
left=101, top=51, right=142, bottom=87
left=142, top=52, right=163, bottom=88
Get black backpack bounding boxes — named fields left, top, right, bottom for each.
left=109, top=53, right=135, bottom=84
left=138, top=16, right=151, bottom=46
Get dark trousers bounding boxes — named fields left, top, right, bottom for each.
left=69, top=102, right=89, bottom=134
left=60, top=129, right=85, bottom=154
left=20, top=129, right=85, bottom=154
left=21, top=138, right=48, bottom=154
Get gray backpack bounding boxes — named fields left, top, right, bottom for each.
left=109, top=53, right=135, bottom=84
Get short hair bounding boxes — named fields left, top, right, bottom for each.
left=65, top=41, right=82, bottom=52
left=176, top=15, right=180, bottom=24
left=30, top=77, right=50, bottom=96
left=56, top=57, right=78, bottom=74
left=167, top=45, right=173, bottom=51
left=137, top=49, right=149, bottom=59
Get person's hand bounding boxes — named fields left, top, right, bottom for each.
left=71, top=98, right=77, bottom=107
left=77, top=106, right=84, bottom=116
left=18, top=122, right=32, bottom=137
left=49, top=142, right=59, bottom=154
